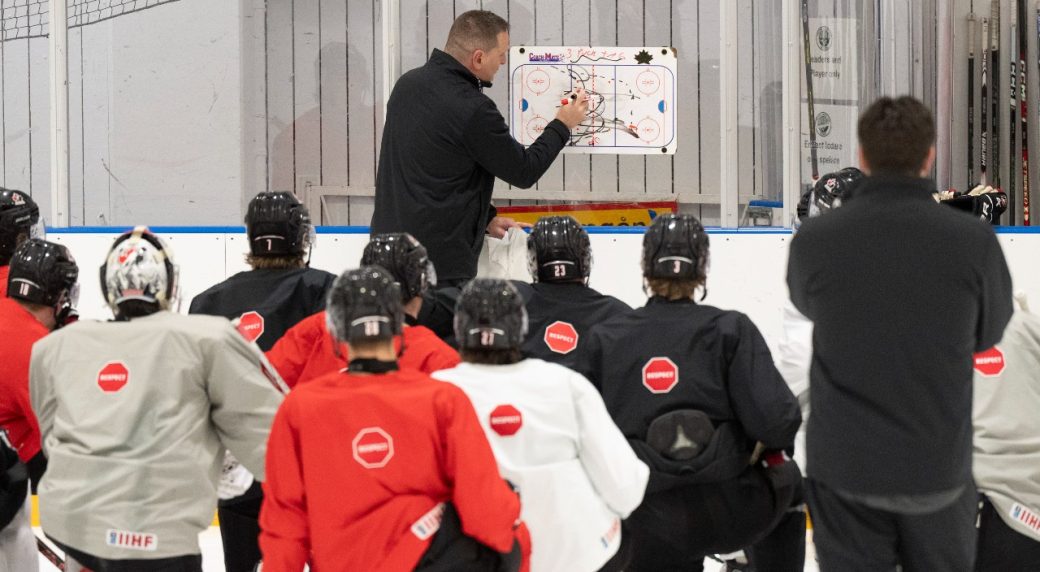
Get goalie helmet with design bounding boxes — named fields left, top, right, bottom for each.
left=454, top=278, right=528, bottom=351
left=642, top=213, right=710, bottom=283
left=808, top=167, right=864, bottom=218
left=325, top=266, right=404, bottom=344
left=0, top=188, right=43, bottom=265
left=100, top=226, right=180, bottom=317
left=360, top=233, right=436, bottom=301
left=527, top=215, right=592, bottom=283
left=245, top=191, right=314, bottom=256
left=7, top=239, right=79, bottom=318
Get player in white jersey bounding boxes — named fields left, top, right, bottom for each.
left=434, top=279, right=649, bottom=572
left=30, top=226, right=285, bottom=571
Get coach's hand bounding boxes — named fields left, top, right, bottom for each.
left=556, top=88, right=590, bottom=130
left=487, top=216, right=531, bottom=239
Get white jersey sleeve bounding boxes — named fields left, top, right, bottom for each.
left=570, top=370, right=649, bottom=518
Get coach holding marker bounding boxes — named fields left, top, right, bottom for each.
left=372, top=10, right=590, bottom=287
left=787, top=96, right=1013, bottom=571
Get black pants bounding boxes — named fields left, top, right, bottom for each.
left=57, top=541, right=202, bottom=572
left=413, top=503, right=519, bottom=572
left=746, top=506, right=807, bottom=572
left=626, top=464, right=796, bottom=571
left=976, top=495, right=1040, bottom=571
left=217, top=487, right=263, bottom=572
left=806, top=478, right=976, bottom=572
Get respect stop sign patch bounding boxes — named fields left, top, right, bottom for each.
left=642, top=357, right=679, bottom=394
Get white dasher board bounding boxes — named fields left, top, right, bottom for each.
left=509, top=46, right=678, bottom=155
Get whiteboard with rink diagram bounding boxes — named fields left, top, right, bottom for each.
left=509, top=46, right=678, bottom=155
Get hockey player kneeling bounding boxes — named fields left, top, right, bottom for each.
left=434, top=279, right=649, bottom=572
left=574, top=214, right=802, bottom=571
left=29, top=227, right=286, bottom=572
left=189, top=191, right=335, bottom=572
left=517, top=216, right=631, bottom=369
left=260, top=267, right=530, bottom=571
left=0, top=239, right=79, bottom=572
left=266, top=233, right=459, bottom=387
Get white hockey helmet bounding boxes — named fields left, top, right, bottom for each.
left=100, top=226, right=180, bottom=315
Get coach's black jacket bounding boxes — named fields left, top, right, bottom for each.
left=787, top=174, right=1013, bottom=497
left=372, top=49, right=570, bottom=282
left=515, top=281, right=631, bottom=369
left=574, top=297, right=801, bottom=452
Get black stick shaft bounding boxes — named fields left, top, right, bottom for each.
left=982, top=17, right=991, bottom=184
left=970, top=14, right=977, bottom=187
left=992, top=0, right=1002, bottom=188
left=801, top=0, right=818, bottom=181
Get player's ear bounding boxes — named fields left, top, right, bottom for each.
left=858, top=147, right=871, bottom=175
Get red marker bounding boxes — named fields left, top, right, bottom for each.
left=560, top=93, right=578, bottom=105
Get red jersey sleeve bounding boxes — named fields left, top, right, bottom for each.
left=259, top=397, right=310, bottom=570
left=402, top=326, right=461, bottom=375
left=266, top=312, right=325, bottom=389
left=439, top=386, right=521, bottom=554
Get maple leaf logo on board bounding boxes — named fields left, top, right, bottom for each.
left=635, top=50, right=653, bottom=65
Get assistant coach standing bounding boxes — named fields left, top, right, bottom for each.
left=787, top=97, right=1013, bottom=571
left=372, top=10, right=589, bottom=286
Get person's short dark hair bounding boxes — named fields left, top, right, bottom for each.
left=445, top=10, right=509, bottom=56
left=857, top=96, right=935, bottom=176
left=460, top=347, right=523, bottom=366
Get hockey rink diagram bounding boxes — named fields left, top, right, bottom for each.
left=509, top=46, right=678, bottom=154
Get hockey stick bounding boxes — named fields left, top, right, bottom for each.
left=992, top=0, right=1002, bottom=189
left=1010, top=4, right=1019, bottom=225
left=1021, top=0, right=1032, bottom=226
left=801, top=0, right=819, bottom=181
left=969, top=13, right=977, bottom=187
left=981, top=17, right=991, bottom=185
left=37, top=536, right=66, bottom=571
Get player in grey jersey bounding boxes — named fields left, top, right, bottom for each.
left=30, top=226, right=285, bottom=571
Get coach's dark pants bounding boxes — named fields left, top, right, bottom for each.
left=976, top=495, right=1040, bottom=571
left=806, top=478, right=976, bottom=572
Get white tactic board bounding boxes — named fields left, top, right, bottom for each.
left=509, top=46, right=678, bottom=154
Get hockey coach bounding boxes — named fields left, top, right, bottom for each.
left=787, top=96, right=1013, bottom=571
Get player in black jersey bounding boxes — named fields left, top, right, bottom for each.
left=515, top=216, right=630, bottom=369
left=189, top=191, right=334, bottom=572
left=574, top=214, right=802, bottom=571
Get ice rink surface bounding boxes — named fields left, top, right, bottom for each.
left=36, top=527, right=821, bottom=571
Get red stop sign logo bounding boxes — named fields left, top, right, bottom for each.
left=642, top=357, right=679, bottom=394
left=543, top=321, right=579, bottom=354
left=352, top=427, right=394, bottom=469
left=489, top=404, right=523, bottom=437
left=236, top=311, right=265, bottom=343
left=974, top=347, right=1006, bottom=377
left=97, top=361, right=130, bottom=393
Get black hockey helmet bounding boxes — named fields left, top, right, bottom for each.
left=527, top=215, right=592, bottom=283
left=100, top=226, right=179, bottom=314
left=0, top=188, right=42, bottom=265
left=7, top=239, right=79, bottom=307
left=641, top=213, right=710, bottom=282
left=326, top=266, right=404, bottom=344
left=360, top=233, right=436, bottom=301
left=244, top=191, right=313, bottom=256
left=454, top=279, right=528, bottom=351
left=808, top=167, right=864, bottom=218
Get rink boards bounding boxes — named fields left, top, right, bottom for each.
left=45, top=226, right=1040, bottom=356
